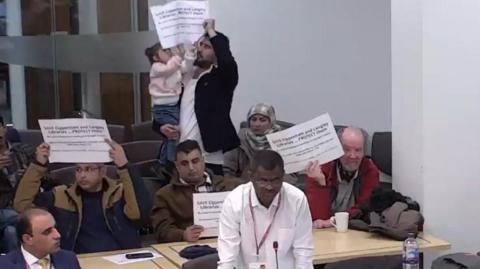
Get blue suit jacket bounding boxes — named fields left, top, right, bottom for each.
left=0, top=249, right=81, bottom=269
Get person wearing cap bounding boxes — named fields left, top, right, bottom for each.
left=153, top=18, right=240, bottom=176
left=223, top=103, right=298, bottom=184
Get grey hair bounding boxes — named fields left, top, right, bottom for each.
left=337, top=126, right=367, bottom=148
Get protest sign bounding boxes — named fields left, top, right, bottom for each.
left=193, top=191, right=229, bottom=238
left=38, top=118, right=112, bottom=163
left=150, top=1, right=208, bottom=48
left=266, top=113, right=344, bottom=173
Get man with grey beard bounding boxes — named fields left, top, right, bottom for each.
left=305, top=127, right=380, bottom=229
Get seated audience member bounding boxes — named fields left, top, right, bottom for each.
left=223, top=103, right=298, bottom=184
left=218, top=150, right=313, bottom=269
left=13, top=140, right=152, bottom=253
left=0, top=208, right=81, bottom=268
left=151, top=139, right=240, bottom=243
left=0, top=117, right=26, bottom=252
left=0, top=117, right=59, bottom=253
left=305, top=126, right=379, bottom=229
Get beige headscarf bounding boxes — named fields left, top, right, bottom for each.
left=243, top=103, right=281, bottom=158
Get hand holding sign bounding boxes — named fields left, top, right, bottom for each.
left=193, top=191, right=229, bottom=238
left=203, top=18, right=216, bottom=37
left=183, top=225, right=204, bottom=242
left=203, top=18, right=215, bottom=31
left=105, top=139, right=128, bottom=167
left=306, top=160, right=326, bottom=186
left=35, top=143, right=50, bottom=165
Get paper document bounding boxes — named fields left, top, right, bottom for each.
left=193, top=191, right=229, bottom=238
left=150, top=1, right=209, bottom=48
left=102, top=250, right=162, bottom=265
left=266, top=113, right=344, bottom=173
left=38, top=118, right=112, bottom=163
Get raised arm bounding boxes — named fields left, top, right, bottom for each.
left=106, top=139, right=152, bottom=222
left=204, top=19, right=238, bottom=90
left=14, top=143, right=54, bottom=212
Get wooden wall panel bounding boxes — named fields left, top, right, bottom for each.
left=25, top=68, right=55, bottom=128
left=97, top=0, right=131, bottom=33
left=24, top=68, right=74, bottom=129
left=21, top=0, right=73, bottom=128
left=21, top=0, right=72, bottom=35
left=97, top=0, right=135, bottom=126
left=100, top=73, right=134, bottom=125
left=140, top=72, right=151, bottom=121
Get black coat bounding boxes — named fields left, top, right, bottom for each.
left=153, top=32, right=240, bottom=153
left=195, top=32, right=239, bottom=152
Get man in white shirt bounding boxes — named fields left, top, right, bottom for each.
left=0, top=208, right=80, bottom=269
left=217, top=150, right=314, bottom=269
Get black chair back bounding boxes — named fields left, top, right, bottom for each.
left=371, top=132, right=392, bottom=175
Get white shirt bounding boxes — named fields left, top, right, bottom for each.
left=21, top=245, right=54, bottom=269
left=179, top=66, right=224, bottom=165
left=217, top=182, right=314, bottom=269
left=179, top=172, right=214, bottom=193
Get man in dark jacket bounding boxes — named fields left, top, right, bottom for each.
left=0, top=117, right=32, bottom=253
left=0, top=117, right=59, bottom=253
left=0, top=208, right=81, bottom=268
left=154, top=19, right=240, bottom=176
left=14, top=140, right=152, bottom=253
left=151, top=140, right=240, bottom=243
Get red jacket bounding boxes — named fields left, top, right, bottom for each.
left=306, top=158, right=379, bottom=220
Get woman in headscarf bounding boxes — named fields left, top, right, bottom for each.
left=223, top=103, right=298, bottom=184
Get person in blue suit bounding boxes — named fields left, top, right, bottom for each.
left=0, top=208, right=81, bottom=269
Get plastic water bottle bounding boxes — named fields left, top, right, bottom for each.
left=403, top=232, right=420, bottom=269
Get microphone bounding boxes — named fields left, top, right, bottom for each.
left=273, top=241, right=279, bottom=269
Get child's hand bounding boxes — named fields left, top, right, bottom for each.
left=176, top=44, right=185, bottom=57
left=160, top=124, right=180, bottom=139
left=183, top=43, right=196, bottom=59
left=170, top=46, right=181, bottom=56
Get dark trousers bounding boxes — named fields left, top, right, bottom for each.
left=152, top=104, right=179, bottom=165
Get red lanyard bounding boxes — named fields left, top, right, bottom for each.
left=248, top=189, right=281, bottom=256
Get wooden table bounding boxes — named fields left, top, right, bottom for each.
left=77, top=247, right=178, bottom=269
left=311, top=229, right=450, bottom=264
left=152, top=239, right=217, bottom=268
left=151, top=229, right=451, bottom=268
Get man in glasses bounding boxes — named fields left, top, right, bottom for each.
left=13, top=140, right=152, bottom=254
